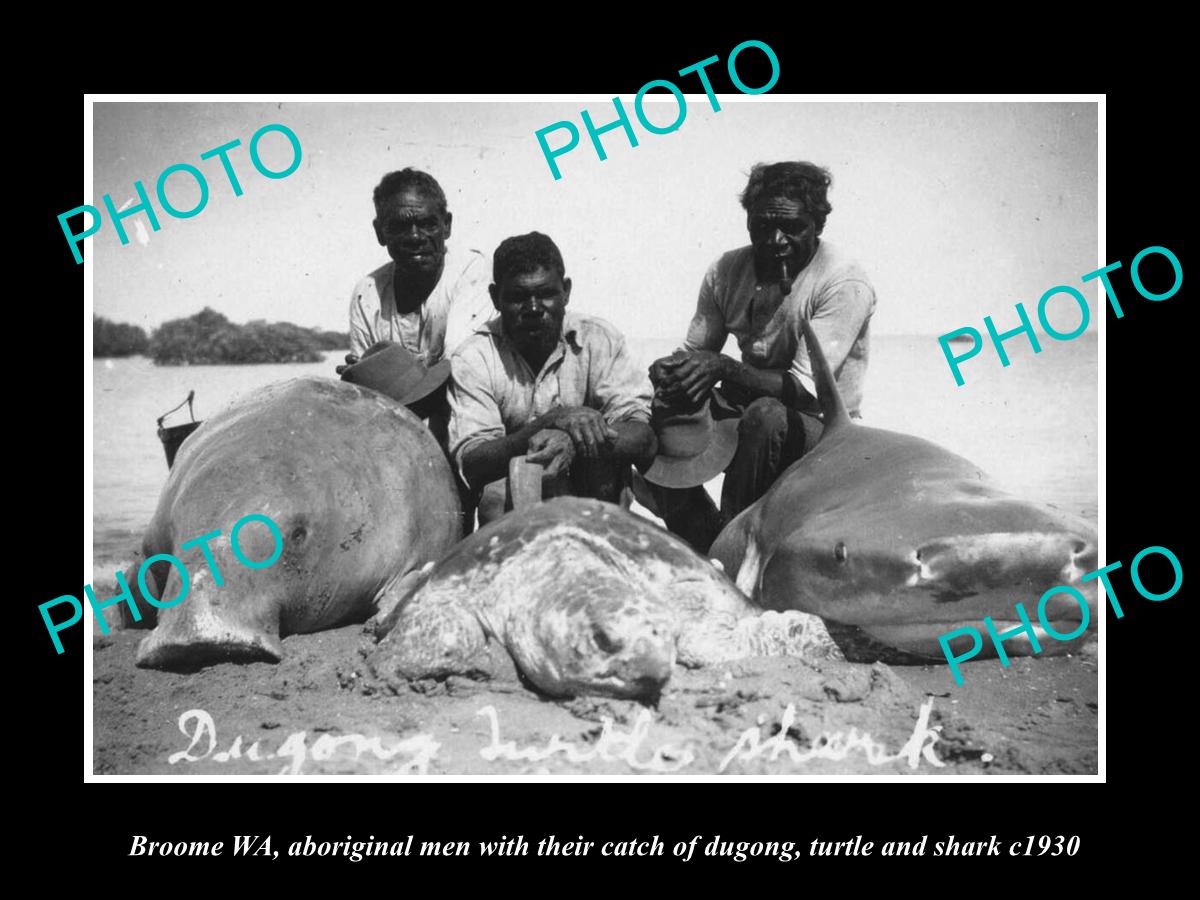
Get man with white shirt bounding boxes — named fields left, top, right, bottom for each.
left=338, top=168, right=493, bottom=533
left=449, top=232, right=656, bottom=526
left=646, top=161, right=877, bottom=552
left=341, top=168, right=493, bottom=372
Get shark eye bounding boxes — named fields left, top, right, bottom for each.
left=834, top=542, right=848, bottom=563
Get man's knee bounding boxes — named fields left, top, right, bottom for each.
left=655, top=485, right=721, bottom=555
left=476, top=479, right=507, bottom=526
left=651, top=483, right=710, bottom=519
left=456, top=476, right=477, bottom=536
left=739, top=397, right=788, bottom=439
left=570, top=459, right=628, bottom=505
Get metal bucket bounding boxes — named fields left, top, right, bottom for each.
left=157, top=390, right=201, bottom=469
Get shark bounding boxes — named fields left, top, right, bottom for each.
left=710, top=319, right=1098, bottom=660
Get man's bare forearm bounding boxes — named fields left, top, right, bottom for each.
left=463, top=418, right=657, bottom=488
left=461, top=411, right=560, bottom=489
left=607, top=421, right=657, bottom=467
left=720, top=357, right=817, bottom=411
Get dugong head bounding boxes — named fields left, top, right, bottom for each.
left=133, top=513, right=301, bottom=669
left=132, top=377, right=463, bottom=670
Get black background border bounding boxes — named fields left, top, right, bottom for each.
left=20, top=30, right=1190, bottom=880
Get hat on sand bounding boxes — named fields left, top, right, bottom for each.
left=642, top=391, right=739, bottom=490
left=340, top=341, right=451, bottom=407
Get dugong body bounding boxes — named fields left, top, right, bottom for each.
left=367, top=497, right=838, bottom=702
left=711, top=321, right=1098, bottom=659
left=133, top=376, right=462, bottom=669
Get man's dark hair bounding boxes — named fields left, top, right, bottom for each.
left=492, top=232, right=566, bottom=286
left=740, top=162, right=834, bottom=235
left=372, top=168, right=448, bottom=213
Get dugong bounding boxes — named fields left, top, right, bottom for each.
left=366, top=497, right=839, bottom=702
left=711, top=320, right=1098, bottom=659
left=132, top=376, right=462, bottom=669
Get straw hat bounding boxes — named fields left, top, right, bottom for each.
left=642, top=392, right=739, bottom=489
left=340, top=341, right=451, bottom=407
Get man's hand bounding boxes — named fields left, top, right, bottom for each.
left=652, top=350, right=728, bottom=404
left=548, top=406, right=617, bottom=459
left=649, top=354, right=683, bottom=389
left=526, top=428, right=576, bottom=479
left=335, top=353, right=359, bottom=376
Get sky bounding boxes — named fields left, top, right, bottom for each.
left=91, top=100, right=1097, bottom=340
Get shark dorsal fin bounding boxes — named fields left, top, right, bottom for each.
left=799, top=318, right=851, bottom=433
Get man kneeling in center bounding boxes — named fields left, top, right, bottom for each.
left=448, top=232, right=656, bottom=526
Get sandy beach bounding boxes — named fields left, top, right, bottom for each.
left=90, top=336, right=1098, bottom=777
left=93, top=607, right=1097, bottom=777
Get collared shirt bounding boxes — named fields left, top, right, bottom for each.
left=447, top=312, right=653, bottom=474
left=348, top=244, right=495, bottom=363
left=682, top=241, right=876, bottom=417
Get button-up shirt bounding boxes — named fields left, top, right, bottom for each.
left=448, top=312, right=652, bottom=474
left=348, top=245, right=495, bottom=364
left=682, top=241, right=876, bottom=417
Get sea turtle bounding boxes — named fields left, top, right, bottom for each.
left=366, top=496, right=838, bottom=701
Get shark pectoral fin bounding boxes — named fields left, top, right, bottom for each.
left=733, top=537, right=764, bottom=598
left=710, top=506, right=752, bottom=577
left=368, top=561, right=435, bottom=639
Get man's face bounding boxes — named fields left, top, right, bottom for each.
left=373, top=187, right=452, bottom=275
left=490, top=266, right=571, bottom=356
left=747, top=194, right=817, bottom=284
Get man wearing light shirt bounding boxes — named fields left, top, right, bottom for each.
left=647, top=161, right=877, bottom=552
left=341, top=168, right=493, bottom=372
left=449, top=232, right=656, bottom=526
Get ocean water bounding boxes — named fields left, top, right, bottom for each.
left=90, top=335, right=1098, bottom=564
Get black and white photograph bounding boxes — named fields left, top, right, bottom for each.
left=83, top=96, right=1100, bottom=778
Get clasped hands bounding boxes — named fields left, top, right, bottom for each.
left=648, top=350, right=728, bottom=404
left=526, top=407, right=618, bottom=478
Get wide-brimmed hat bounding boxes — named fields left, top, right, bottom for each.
left=340, top=341, right=451, bottom=407
left=642, top=392, right=739, bottom=489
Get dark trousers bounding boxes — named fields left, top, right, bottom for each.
left=658, top=390, right=822, bottom=554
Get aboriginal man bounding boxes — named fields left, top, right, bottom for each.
left=339, top=168, right=493, bottom=373
left=449, top=232, right=656, bottom=526
left=647, top=161, right=877, bottom=552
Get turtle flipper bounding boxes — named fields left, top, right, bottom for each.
left=367, top=594, right=499, bottom=691
left=732, top=610, right=843, bottom=661
left=678, top=609, right=843, bottom=666
left=367, top=562, right=435, bottom=639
